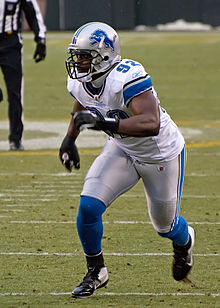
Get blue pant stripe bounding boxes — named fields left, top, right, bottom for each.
left=176, top=145, right=186, bottom=217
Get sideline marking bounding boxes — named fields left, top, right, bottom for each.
left=0, top=291, right=219, bottom=297
left=176, top=120, right=220, bottom=127
left=187, top=140, right=220, bottom=148
left=0, top=140, right=219, bottom=157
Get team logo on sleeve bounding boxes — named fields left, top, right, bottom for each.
left=89, top=30, right=116, bottom=51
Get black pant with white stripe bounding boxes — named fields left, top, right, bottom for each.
left=0, top=33, right=23, bottom=144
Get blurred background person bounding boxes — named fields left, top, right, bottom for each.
left=0, top=0, right=46, bottom=150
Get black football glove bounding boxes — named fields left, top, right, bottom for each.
left=34, top=38, right=46, bottom=63
left=59, top=135, right=80, bottom=172
left=73, top=110, right=119, bottom=133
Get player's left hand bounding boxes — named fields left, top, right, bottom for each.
left=73, top=110, right=119, bottom=133
left=34, top=39, right=46, bottom=63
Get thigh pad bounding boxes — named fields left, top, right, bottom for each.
left=81, top=139, right=140, bottom=206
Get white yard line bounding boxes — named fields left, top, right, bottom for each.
left=0, top=172, right=80, bottom=177
left=0, top=120, right=210, bottom=150
left=1, top=193, right=220, bottom=199
left=7, top=220, right=220, bottom=225
left=186, top=173, right=220, bottom=177
left=182, top=194, right=220, bottom=199
left=0, top=291, right=219, bottom=297
left=0, top=198, right=57, bottom=201
left=0, top=252, right=219, bottom=257
left=1, top=209, right=25, bottom=212
left=100, top=194, right=220, bottom=199
left=5, top=204, right=44, bottom=207
left=0, top=172, right=219, bottom=177
left=0, top=120, right=107, bottom=150
left=100, top=292, right=220, bottom=297
left=1, top=193, right=59, bottom=197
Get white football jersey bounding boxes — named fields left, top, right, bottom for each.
left=67, top=59, right=185, bottom=163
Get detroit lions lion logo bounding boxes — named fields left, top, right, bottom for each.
left=89, top=30, right=116, bottom=51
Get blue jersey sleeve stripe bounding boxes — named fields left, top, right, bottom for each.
left=69, top=92, right=76, bottom=99
left=124, top=73, right=149, bottom=89
left=123, top=77, right=152, bottom=105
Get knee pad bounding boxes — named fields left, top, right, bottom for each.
left=147, top=197, right=178, bottom=232
left=77, top=196, right=106, bottom=225
left=158, top=216, right=189, bottom=246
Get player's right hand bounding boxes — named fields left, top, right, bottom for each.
left=73, top=110, right=119, bottom=133
left=59, top=135, right=80, bottom=172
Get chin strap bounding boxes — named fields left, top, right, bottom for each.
left=77, top=73, right=92, bottom=83
left=91, top=61, right=121, bottom=87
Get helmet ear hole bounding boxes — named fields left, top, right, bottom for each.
left=104, top=56, right=109, bottom=61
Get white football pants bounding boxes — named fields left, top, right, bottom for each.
left=81, top=138, right=185, bottom=233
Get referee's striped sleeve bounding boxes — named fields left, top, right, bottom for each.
left=123, top=74, right=152, bottom=106
left=22, top=0, right=46, bottom=41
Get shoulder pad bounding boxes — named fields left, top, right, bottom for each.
left=114, top=59, right=153, bottom=106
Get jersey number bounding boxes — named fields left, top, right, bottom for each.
left=116, top=60, right=140, bottom=73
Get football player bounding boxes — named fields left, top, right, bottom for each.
left=59, top=22, right=195, bottom=298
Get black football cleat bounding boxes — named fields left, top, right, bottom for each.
left=72, top=266, right=109, bottom=298
left=172, top=226, right=195, bottom=281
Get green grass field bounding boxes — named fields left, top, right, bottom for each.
left=0, top=31, right=220, bottom=307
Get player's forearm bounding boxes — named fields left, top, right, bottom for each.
left=67, top=101, right=86, bottom=138
left=67, top=117, right=80, bottom=139
left=118, top=114, right=160, bottom=137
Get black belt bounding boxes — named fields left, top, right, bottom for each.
left=0, top=31, right=17, bottom=40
